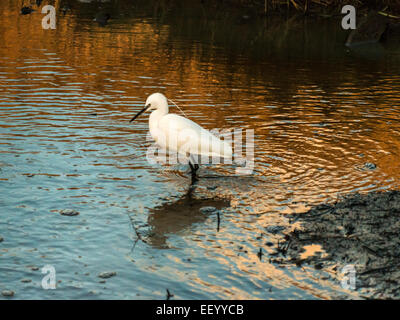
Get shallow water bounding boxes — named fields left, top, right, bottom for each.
left=1, top=0, right=400, bottom=299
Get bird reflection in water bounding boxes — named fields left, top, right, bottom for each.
left=142, top=191, right=229, bottom=249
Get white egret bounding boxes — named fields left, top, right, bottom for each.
left=130, top=93, right=232, bottom=181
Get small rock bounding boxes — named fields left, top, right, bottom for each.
left=31, top=266, right=39, bottom=271
left=94, top=12, right=111, bottom=26
left=98, top=271, right=116, bottom=279
left=0, top=236, right=3, bottom=242
left=60, top=209, right=80, bottom=216
left=364, top=162, right=377, bottom=170
left=199, top=206, right=217, bottom=214
left=21, top=7, right=34, bottom=15
left=2, top=290, right=14, bottom=297
left=21, top=279, right=32, bottom=283
left=314, top=262, right=324, bottom=270
left=346, top=12, right=388, bottom=46
left=265, top=225, right=285, bottom=234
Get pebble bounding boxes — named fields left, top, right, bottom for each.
left=98, top=271, right=116, bottom=279
left=314, top=262, right=324, bottom=270
left=21, top=7, right=34, bottom=15
left=199, top=206, right=217, bottom=214
left=60, top=209, right=80, bottom=216
left=364, top=162, right=377, bottom=170
left=2, top=290, right=14, bottom=297
left=94, top=12, right=111, bottom=26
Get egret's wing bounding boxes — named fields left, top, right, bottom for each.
left=157, top=114, right=232, bottom=158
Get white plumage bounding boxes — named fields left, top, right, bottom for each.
left=130, top=93, right=232, bottom=175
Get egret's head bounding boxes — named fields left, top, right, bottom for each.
left=145, top=93, right=167, bottom=111
left=130, top=93, right=168, bottom=122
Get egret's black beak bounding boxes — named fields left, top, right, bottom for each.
left=130, top=104, right=150, bottom=122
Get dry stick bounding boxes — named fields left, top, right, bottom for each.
left=378, top=11, right=400, bottom=19
left=290, top=0, right=300, bottom=10
left=361, top=245, right=383, bottom=258
left=351, top=235, right=383, bottom=258
left=166, top=289, right=174, bottom=300
left=127, top=215, right=148, bottom=253
left=258, top=248, right=263, bottom=260
left=133, top=223, right=147, bottom=243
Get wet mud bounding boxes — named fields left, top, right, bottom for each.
left=280, top=191, right=400, bottom=299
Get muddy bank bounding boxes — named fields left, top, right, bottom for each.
left=345, top=11, right=400, bottom=46
left=167, top=0, right=400, bottom=16
left=278, top=191, right=400, bottom=299
left=153, top=0, right=400, bottom=15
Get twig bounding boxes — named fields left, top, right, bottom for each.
left=127, top=215, right=148, bottom=253
left=378, top=11, right=400, bottom=19
left=166, top=289, right=174, bottom=300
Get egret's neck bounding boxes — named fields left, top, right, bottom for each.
left=149, top=104, right=168, bottom=134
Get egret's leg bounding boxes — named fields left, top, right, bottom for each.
left=188, top=155, right=200, bottom=183
left=189, top=168, right=198, bottom=186
left=189, top=161, right=199, bottom=175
